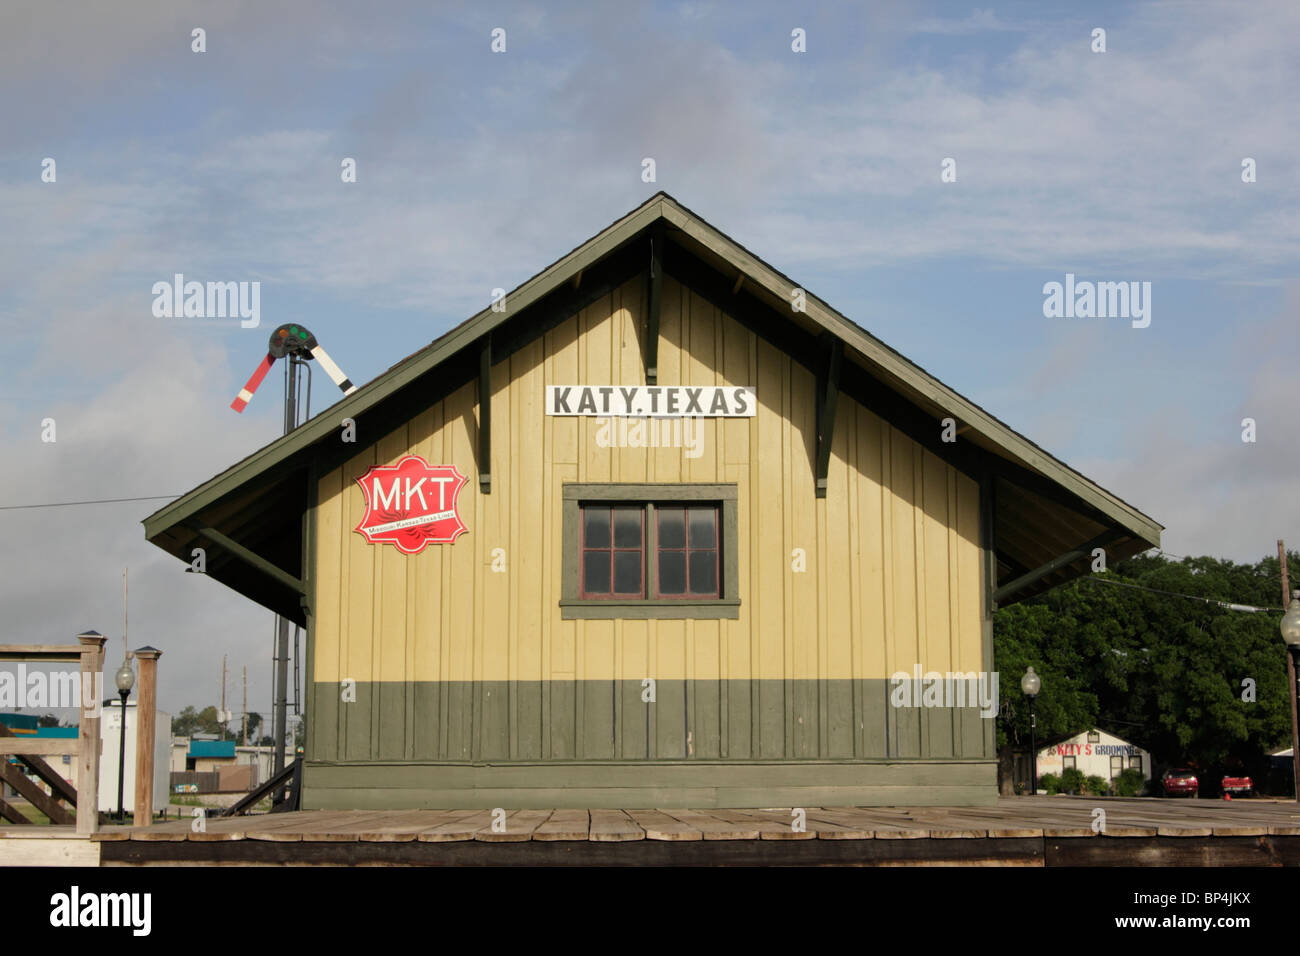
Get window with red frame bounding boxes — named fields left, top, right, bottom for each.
left=655, top=505, right=719, bottom=598
left=581, top=505, right=644, bottom=598
left=577, top=502, right=722, bottom=600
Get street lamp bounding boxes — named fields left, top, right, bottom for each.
left=114, top=658, right=135, bottom=821
left=1021, top=666, right=1041, bottom=796
left=1280, top=590, right=1300, bottom=803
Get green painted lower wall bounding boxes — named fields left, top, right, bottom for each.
left=304, top=678, right=997, bottom=805
left=302, top=758, right=997, bottom=809
left=308, top=679, right=995, bottom=764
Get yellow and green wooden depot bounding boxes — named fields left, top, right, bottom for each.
left=144, top=193, right=1161, bottom=808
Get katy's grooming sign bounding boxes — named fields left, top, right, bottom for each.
left=354, top=455, right=468, bottom=554
left=546, top=385, right=755, bottom=417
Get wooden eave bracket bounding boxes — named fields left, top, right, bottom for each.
left=992, top=528, right=1128, bottom=604
left=815, top=334, right=844, bottom=498
left=644, top=222, right=664, bottom=385
left=185, top=521, right=305, bottom=596
left=479, top=335, right=492, bottom=494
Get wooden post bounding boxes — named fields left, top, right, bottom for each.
left=76, top=631, right=107, bottom=835
left=133, top=646, right=162, bottom=826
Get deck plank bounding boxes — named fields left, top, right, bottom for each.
left=476, top=809, right=555, bottom=843
left=711, top=808, right=818, bottom=840
left=417, top=810, right=494, bottom=842
left=533, top=809, right=590, bottom=841
left=661, top=809, right=759, bottom=840
left=624, top=809, right=702, bottom=841
left=296, top=811, right=407, bottom=842
left=823, top=808, right=927, bottom=839
left=588, top=809, right=644, bottom=842
left=802, top=808, right=876, bottom=840
left=355, top=810, right=464, bottom=843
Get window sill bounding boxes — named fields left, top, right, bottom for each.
left=559, top=599, right=741, bottom=620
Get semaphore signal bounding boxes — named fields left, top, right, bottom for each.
left=231, top=323, right=357, bottom=413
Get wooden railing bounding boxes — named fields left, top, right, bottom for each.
left=0, top=633, right=107, bottom=834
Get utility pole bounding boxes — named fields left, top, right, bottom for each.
left=1281, top=540, right=1300, bottom=802
left=241, top=667, right=248, bottom=746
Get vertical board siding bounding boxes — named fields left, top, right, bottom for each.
left=310, top=274, right=986, bottom=764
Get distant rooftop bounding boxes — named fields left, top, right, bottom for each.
left=188, top=739, right=236, bottom=759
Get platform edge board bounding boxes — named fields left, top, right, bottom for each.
left=1044, top=835, right=1295, bottom=867
left=1155, top=826, right=1215, bottom=837
left=96, top=834, right=1046, bottom=866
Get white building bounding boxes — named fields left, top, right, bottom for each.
left=99, top=700, right=171, bottom=814
left=1035, top=728, right=1151, bottom=785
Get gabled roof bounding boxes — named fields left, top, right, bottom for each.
left=143, top=192, right=1161, bottom=622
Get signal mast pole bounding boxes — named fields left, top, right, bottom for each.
left=271, top=354, right=301, bottom=800
left=231, top=324, right=355, bottom=807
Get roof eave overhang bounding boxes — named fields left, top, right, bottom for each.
left=144, top=192, right=1161, bottom=614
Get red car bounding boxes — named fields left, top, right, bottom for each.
left=1221, top=775, right=1253, bottom=796
left=1162, top=768, right=1199, bottom=797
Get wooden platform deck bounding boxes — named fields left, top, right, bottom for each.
left=64, top=796, right=1300, bottom=866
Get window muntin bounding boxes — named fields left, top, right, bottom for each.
left=655, top=505, right=719, bottom=599
left=578, top=502, right=721, bottom=600
left=581, top=505, right=645, bottom=598
left=560, top=484, right=739, bottom=620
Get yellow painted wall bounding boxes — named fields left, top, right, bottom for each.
left=312, top=274, right=983, bottom=684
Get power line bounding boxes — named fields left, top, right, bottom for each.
left=0, top=494, right=180, bottom=512
left=1080, top=575, right=1283, bottom=613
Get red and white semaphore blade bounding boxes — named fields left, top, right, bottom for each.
left=231, top=353, right=275, bottom=413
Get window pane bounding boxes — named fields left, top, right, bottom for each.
left=583, top=506, right=610, bottom=548
left=613, top=506, right=642, bottom=548
left=688, top=508, right=716, bottom=548
left=613, top=551, right=641, bottom=594
left=658, top=507, right=686, bottom=548
left=689, top=550, right=717, bottom=595
left=584, top=552, right=610, bottom=594
left=658, top=551, right=686, bottom=594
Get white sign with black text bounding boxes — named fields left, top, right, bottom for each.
left=546, top=385, right=756, bottom=418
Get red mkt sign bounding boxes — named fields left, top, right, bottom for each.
left=354, top=455, right=468, bottom=554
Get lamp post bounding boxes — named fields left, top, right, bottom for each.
left=1280, top=590, right=1300, bottom=803
left=1021, top=666, right=1041, bottom=796
left=114, top=658, right=135, bottom=821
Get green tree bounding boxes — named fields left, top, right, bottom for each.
left=995, top=549, right=1297, bottom=795
left=170, top=705, right=230, bottom=737
left=171, top=706, right=201, bottom=736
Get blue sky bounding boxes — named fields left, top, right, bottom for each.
left=1, top=0, right=1296, bottom=715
